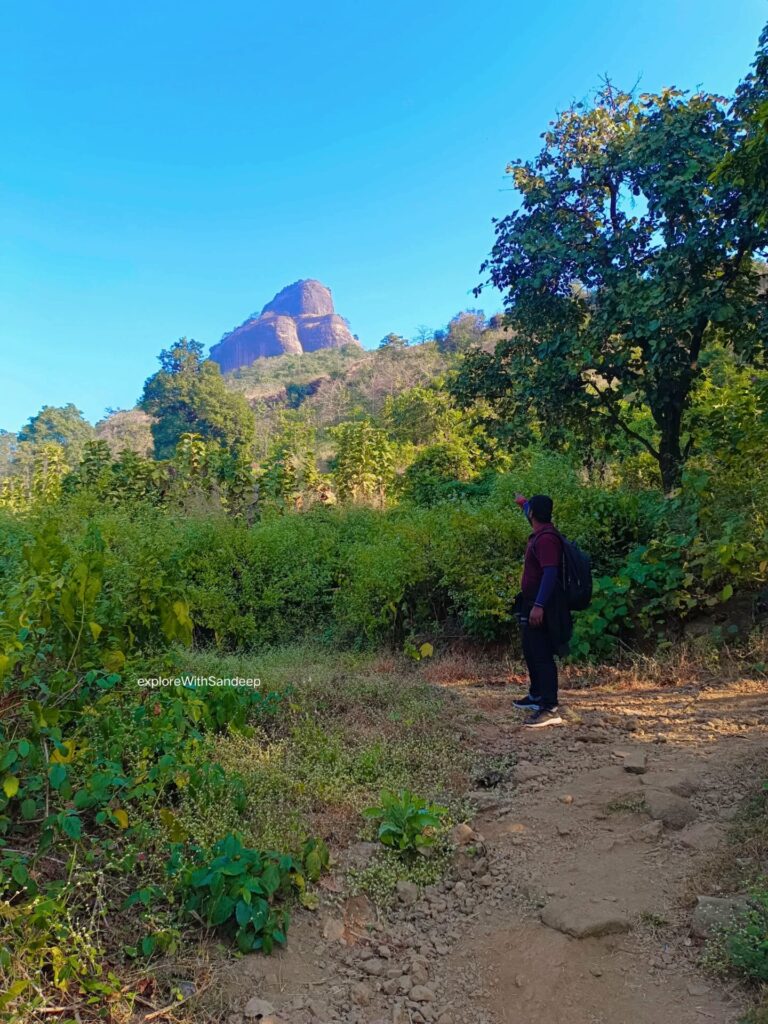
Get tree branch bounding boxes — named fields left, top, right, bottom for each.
left=606, top=178, right=621, bottom=235
left=722, top=234, right=750, bottom=287
left=584, top=380, right=660, bottom=460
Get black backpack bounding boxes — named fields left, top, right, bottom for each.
left=534, top=529, right=593, bottom=611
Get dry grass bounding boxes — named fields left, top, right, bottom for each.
left=415, top=631, right=768, bottom=695
left=692, top=760, right=768, bottom=900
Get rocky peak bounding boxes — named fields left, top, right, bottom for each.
left=262, top=279, right=334, bottom=317
left=209, top=279, right=359, bottom=372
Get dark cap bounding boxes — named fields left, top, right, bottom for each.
left=528, top=494, right=553, bottom=523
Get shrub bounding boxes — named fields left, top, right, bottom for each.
left=363, top=789, right=448, bottom=856
left=174, top=834, right=301, bottom=953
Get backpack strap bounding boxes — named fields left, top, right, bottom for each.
left=530, top=525, right=562, bottom=558
left=530, top=526, right=565, bottom=578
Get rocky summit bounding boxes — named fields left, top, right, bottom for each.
left=209, top=279, right=359, bottom=372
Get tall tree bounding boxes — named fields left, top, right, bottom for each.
left=18, top=404, right=95, bottom=466
left=331, top=420, right=393, bottom=504
left=436, top=310, right=486, bottom=354
left=140, top=339, right=256, bottom=459
left=0, top=431, right=17, bottom=477
left=718, top=22, right=768, bottom=227
left=378, top=333, right=409, bottom=351
left=473, top=47, right=768, bottom=491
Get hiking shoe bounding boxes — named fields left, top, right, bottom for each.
left=522, top=708, right=564, bottom=728
left=513, top=694, right=542, bottom=710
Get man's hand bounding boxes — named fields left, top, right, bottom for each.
left=515, top=493, right=527, bottom=508
left=529, top=604, right=544, bottom=628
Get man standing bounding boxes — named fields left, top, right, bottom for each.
left=512, top=494, right=569, bottom=728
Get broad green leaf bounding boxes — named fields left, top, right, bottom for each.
left=11, top=862, right=28, bottom=885
left=235, top=900, right=252, bottom=927
left=61, top=814, right=82, bottom=840
left=2, top=776, right=19, bottom=799
left=261, top=863, right=281, bottom=896
left=0, top=751, right=17, bottom=771
left=209, top=895, right=235, bottom=927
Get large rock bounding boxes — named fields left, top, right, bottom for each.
left=678, top=823, right=724, bottom=853
left=395, top=880, right=420, bottom=905
left=209, top=279, right=359, bottom=371
left=641, top=771, right=699, bottom=798
left=644, top=788, right=698, bottom=830
left=690, top=896, right=751, bottom=939
left=263, top=279, right=334, bottom=316
left=623, top=751, right=647, bottom=774
left=541, top=898, right=630, bottom=938
left=243, top=997, right=275, bottom=1019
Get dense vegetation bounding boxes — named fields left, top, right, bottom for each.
left=1, top=21, right=767, bottom=1024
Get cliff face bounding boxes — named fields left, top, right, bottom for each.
left=209, top=280, right=359, bottom=372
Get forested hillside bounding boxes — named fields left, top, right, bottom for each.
left=1, top=22, right=767, bottom=1024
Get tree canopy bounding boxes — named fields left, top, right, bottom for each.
left=18, top=403, right=95, bottom=466
left=140, top=339, right=256, bottom=460
left=464, top=52, right=768, bottom=490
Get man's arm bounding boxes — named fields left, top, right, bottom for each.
left=529, top=533, right=561, bottom=627
left=533, top=566, right=558, bottom=609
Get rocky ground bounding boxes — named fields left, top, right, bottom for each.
left=218, top=676, right=767, bottom=1024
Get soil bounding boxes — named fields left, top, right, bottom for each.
left=217, top=676, right=768, bottom=1024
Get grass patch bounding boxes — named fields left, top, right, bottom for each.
left=696, top=769, right=768, bottom=1020
left=349, top=845, right=453, bottom=906
left=0, top=645, right=472, bottom=1022
left=605, top=794, right=647, bottom=815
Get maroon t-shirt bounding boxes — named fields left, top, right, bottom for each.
left=521, top=526, right=562, bottom=600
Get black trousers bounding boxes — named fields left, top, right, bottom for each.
left=521, top=621, right=558, bottom=710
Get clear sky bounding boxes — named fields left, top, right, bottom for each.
left=1, top=1, right=766, bottom=433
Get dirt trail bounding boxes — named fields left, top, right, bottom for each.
left=223, top=679, right=767, bottom=1024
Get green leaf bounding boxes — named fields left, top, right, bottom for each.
left=235, top=900, right=252, bottom=927
left=61, top=813, right=82, bottom=840
left=260, top=863, right=281, bottom=897
left=0, top=751, right=18, bottom=772
left=304, top=849, right=322, bottom=882
left=11, top=862, right=28, bottom=886
left=2, top=776, right=19, bottom=799
left=209, top=895, right=235, bottom=927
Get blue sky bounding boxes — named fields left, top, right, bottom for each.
left=1, top=0, right=766, bottom=432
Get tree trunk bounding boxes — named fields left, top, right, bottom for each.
left=656, top=400, right=685, bottom=493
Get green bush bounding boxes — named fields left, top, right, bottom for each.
left=173, top=834, right=301, bottom=953
left=726, top=892, right=768, bottom=982
left=364, top=789, right=448, bottom=856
